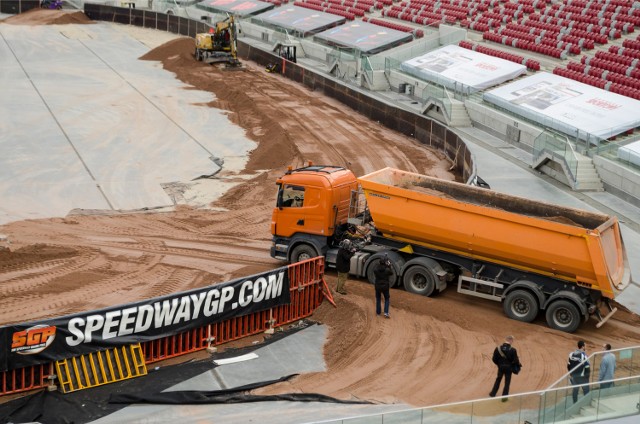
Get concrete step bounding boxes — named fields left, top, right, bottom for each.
left=449, top=100, right=472, bottom=128
left=575, top=183, right=604, bottom=192
left=574, top=155, right=604, bottom=192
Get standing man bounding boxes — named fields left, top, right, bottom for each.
left=598, top=343, right=616, bottom=390
left=568, top=340, right=591, bottom=402
left=373, top=254, right=394, bottom=318
left=335, top=239, right=355, bottom=295
left=490, top=335, right=521, bottom=401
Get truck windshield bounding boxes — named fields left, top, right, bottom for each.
left=279, top=184, right=305, bottom=208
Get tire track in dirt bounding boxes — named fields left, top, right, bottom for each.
left=0, top=248, right=99, bottom=296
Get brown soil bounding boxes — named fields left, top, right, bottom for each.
left=2, top=11, right=640, bottom=409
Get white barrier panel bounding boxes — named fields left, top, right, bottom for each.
left=618, top=140, right=640, bottom=167
left=484, top=72, right=640, bottom=139
left=199, top=0, right=275, bottom=17
left=253, top=6, right=346, bottom=36
left=400, top=45, right=527, bottom=92
left=314, top=21, right=413, bottom=55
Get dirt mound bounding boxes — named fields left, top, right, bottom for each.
left=1, top=9, right=94, bottom=26
left=140, top=37, right=194, bottom=63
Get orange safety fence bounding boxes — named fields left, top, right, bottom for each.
left=0, top=363, right=53, bottom=396
left=143, top=257, right=328, bottom=363
left=142, top=325, right=211, bottom=364
left=1, top=257, right=328, bottom=395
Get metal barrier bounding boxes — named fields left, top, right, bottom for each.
left=143, top=258, right=329, bottom=363
left=143, top=325, right=210, bottom=364
left=0, top=363, right=52, bottom=395
left=56, top=344, right=147, bottom=393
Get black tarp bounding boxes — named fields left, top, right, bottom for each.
left=0, top=322, right=354, bottom=424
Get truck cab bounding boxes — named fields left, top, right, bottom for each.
left=270, top=164, right=358, bottom=263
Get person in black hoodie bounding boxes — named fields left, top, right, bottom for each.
left=335, top=239, right=355, bottom=295
left=373, top=254, right=394, bottom=318
left=489, top=335, right=522, bottom=400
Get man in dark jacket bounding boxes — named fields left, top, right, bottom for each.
left=490, top=335, right=521, bottom=400
left=373, top=254, right=394, bottom=318
left=335, top=239, right=355, bottom=295
left=568, top=340, right=591, bottom=402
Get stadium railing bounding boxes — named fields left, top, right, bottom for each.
left=312, top=345, right=640, bottom=424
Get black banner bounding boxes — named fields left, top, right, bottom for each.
left=0, top=267, right=290, bottom=371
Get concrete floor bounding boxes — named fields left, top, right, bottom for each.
left=0, top=21, right=255, bottom=224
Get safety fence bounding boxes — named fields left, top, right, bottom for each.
left=0, top=0, right=39, bottom=14
left=0, top=363, right=52, bottom=396
left=141, top=258, right=327, bottom=363
left=0, top=257, right=330, bottom=396
left=83, top=3, right=211, bottom=38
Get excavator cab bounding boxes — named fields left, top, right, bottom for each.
left=194, top=15, right=241, bottom=68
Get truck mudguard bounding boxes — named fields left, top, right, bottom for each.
left=402, top=256, right=448, bottom=293
left=288, top=234, right=327, bottom=262
left=503, top=280, right=546, bottom=309
left=543, top=290, right=588, bottom=318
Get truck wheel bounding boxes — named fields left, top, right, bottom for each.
left=503, top=290, right=539, bottom=323
left=290, top=244, right=317, bottom=263
left=365, top=251, right=402, bottom=287
left=403, top=265, right=436, bottom=296
left=545, top=300, right=581, bottom=333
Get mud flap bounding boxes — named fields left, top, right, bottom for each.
left=596, top=302, right=618, bottom=328
left=596, top=308, right=618, bottom=328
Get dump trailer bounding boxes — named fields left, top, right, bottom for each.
left=270, top=165, right=632, bottom=333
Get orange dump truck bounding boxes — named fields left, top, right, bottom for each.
left=270, top=165, right=632, bottom=332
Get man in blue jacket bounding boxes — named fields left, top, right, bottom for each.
left=598, top=343, right=616, bottom=390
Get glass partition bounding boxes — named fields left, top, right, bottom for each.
left=533, top=131, right=578, bottom=184
left=315, top=347, right=640, bottom=424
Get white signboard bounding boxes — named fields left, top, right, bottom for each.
left=484, top=72, right=640, bottom=139
left=400, top=44, right=527, bottom=92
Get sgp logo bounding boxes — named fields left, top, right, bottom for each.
left=11, top=325, right=57, bottom=355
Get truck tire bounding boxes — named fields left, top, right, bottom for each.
left=545, top=300, right=581, bottom=333
left=503, top=290, right=539, bottom=323
left=403, top=265, right=437, bottom=297
left=290, top=244, right=317, bottom=263
left=365, top=251, right=402, bottom=287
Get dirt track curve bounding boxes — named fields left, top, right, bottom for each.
left=2, top=10, right=640, bottom=408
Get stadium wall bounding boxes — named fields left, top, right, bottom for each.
left=465, top=100, right=542, bottom=151
left=594, top=156, right=640, bottom=205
